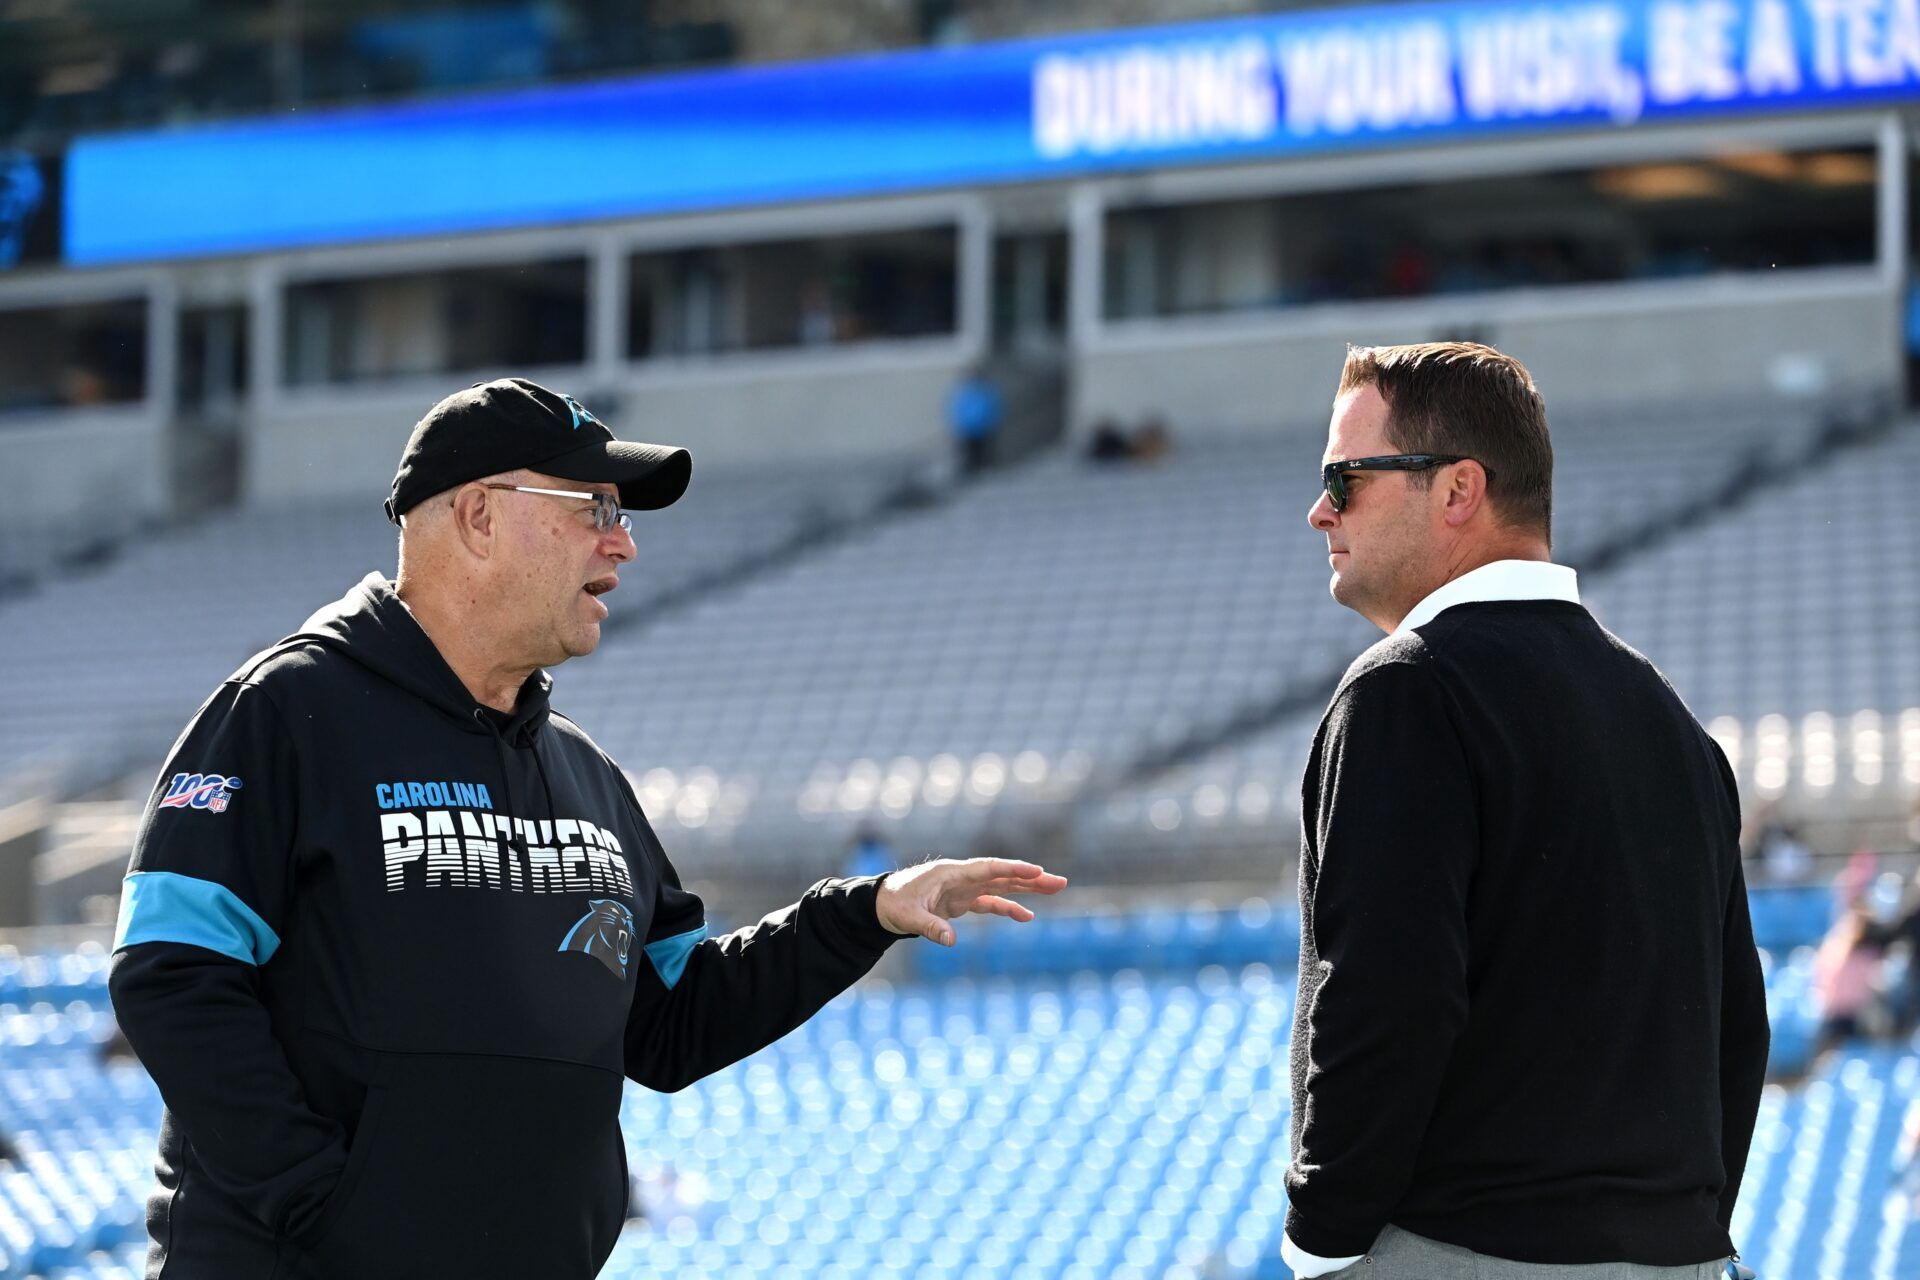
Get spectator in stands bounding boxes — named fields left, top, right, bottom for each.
left=1878, top=872, right=1920, bottom=1035
left=1130, top=413, right=1172, bottom=463
left=947, top=362, right=1002, bottom=474
left=1086, top=416, right=1131, bottom=462
left=1834, top=847, right=1878, bottom=909
left=1382, top=239, right=1434, bottom=298
left=107, top=377, right=1065, bottom=1280
left=1812, top=907, right=1885, bottom=1059
left=0, top=151, right=46, bottom=268
left=797, top=276, right=836, bottom=346
left=1084, top=414, right=1173, bottom=466
left=1758, top=820, right=1813, bottom=883
left=1285, top=342, right=1767, bottom=1280
left=1739, top=814, right=1767, bottom=873
left=1903, top=277, right=1920, bottom=405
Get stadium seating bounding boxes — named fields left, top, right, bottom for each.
left=1090, top=418, right=1920, bottom=858
left=557, top=401, right=1830, bottom=867
left=558, top=429, right=1375, bottom=868
left=2, top=895, right=1913, bottom=1280
left=0, top=456, right=922, bottom=797
left=0, top=400, right=1874, bottom=884
left=1584, top=422, right=1920, bottom=817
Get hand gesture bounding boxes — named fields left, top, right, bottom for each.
left=874, top=858, right=1068, bottom=947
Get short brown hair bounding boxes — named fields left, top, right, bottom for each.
left=1337, top=341, right=1553, bottom=540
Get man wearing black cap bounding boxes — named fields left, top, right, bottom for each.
left=108, top=378, right=1066, bottom=1280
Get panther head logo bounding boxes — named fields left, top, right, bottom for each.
left=558, top=899, right=635, bottom=979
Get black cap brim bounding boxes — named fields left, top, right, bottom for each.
left=538, top=439, right=692, bottom=511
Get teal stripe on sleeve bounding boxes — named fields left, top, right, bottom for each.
left=113, top=870, right=282, bottom=965
left=643, top=924, right=708, bottom=991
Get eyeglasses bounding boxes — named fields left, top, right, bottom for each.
left=1319, top=454, right=1494, bottom=513
left=481, top=484, right=631, bottom=533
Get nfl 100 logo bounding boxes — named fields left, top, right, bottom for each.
left=159, top=773, right=243, bottom=814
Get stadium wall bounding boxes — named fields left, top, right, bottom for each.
left=1068, top=111, right=1906, bottom=431
left=4, top=39, right=1917, bottom=528
left=246, top=350, right=972, bottom=500
left=235, top=195, right=989, bottom=498
left=1074, top=275, right=1899, bottom=432
left=0, top=268, right=173, bottom=569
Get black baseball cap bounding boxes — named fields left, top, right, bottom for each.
left=385, top=377, right=692, bottom=525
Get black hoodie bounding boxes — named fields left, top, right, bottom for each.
left=109, top=573, right=903, bottom=1279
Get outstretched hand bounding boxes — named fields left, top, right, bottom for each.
left=874, top=858, right=1068, bottom=947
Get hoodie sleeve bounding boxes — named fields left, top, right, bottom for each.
left=107, top=681, right=347, bottom=1239
left=621, top=813, right=903, bottom=1092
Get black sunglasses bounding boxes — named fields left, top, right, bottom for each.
left=1320, top=454, right=1494, bottom=513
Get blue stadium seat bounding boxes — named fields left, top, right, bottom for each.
left=0, top=927, right=1913, bottom=1279
left=1747, top=888, right=1837, bottom=953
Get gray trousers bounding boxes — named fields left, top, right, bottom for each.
left=1327, top=1226, right=1731, bottom=1279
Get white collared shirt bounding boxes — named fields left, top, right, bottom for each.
left=1285, top=560, right=1580, bottom=1278
left=1392, top=559, right=1580, bottom=636
left=1283, top=1232, right=1365, bottom=1278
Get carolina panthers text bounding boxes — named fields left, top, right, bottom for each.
left=378, top=809, right=633, bottom=896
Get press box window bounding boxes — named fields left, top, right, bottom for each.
left=1103, top=146, right=1878, bottom=320
left=629, top=227, right=958, bottom=358
left=284, top=259, right=587, bottom=387
left=0, top=299, right=147, bottom=415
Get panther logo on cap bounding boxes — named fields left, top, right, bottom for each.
left=563, top=396, right=600, bottom=431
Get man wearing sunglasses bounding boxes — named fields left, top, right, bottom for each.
left=1282, top=344, right=1766, bottom=1280
left=108, top=377, right=1065, bottom=1279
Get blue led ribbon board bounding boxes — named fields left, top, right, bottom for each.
left=65, top=0, right=1920, bottom=264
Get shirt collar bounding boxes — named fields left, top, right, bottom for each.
left=1392, top=559, right=1580, bottom=636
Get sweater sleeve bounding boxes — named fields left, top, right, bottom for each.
left=1285, top=661, right=1477, bottom=1259
left=1711, top=748, right=1770, bottom=1231
left=107, top=682, right=347, bottom=1239
left=622, top=815, right=903, bottom=1092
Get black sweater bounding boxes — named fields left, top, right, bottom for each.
left=1284, top=601, right=1769, bottom=1265
left=109, top=575, right=903, bottom=1279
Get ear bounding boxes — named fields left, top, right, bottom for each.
left=1439, top=460, right=1488, bottom=529
left=449, top=484, right=497, bottom=558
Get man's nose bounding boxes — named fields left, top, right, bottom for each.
left=604, top=525, right=636, bottom=563
left=1308, top=491, right=1338, bottom=531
